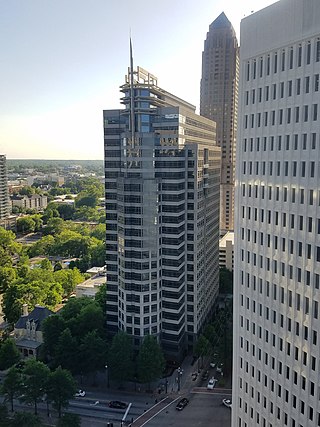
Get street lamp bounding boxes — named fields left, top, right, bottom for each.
left=105, top=364, right=110, bottom=388
left=177, top=367, right=183, bottom=392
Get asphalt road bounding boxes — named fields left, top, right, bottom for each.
left=133, top=390, right=232, bottom=427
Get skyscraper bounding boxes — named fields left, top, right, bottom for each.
left=233, top=1, right=320, bottom=426
left=0, top=155, right=10, bottom=220
left=200, top=12, right=239, bottom=233
left=104, top=64, right=220, bottom=359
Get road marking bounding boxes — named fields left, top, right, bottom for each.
left=139, top=397, right=180, bottom=427
left=123, top=402, right=132, bottom=421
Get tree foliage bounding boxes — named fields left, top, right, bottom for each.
left=137, top=335, right=165, bottom=386
left=108, top=332, right=134, bottom=384
left=21, top=359, right=50, bottom=415
left=0, top=367, right=22, bottom=412
left=0, top=338, right=20, bottom=370
left=47, top=366, right=76, bottom=418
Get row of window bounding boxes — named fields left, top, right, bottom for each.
left=245, top=38, right=320, bottom=81
left=242, top=160, right=318, bottom=179
left=243, top=132, right=318, bottom=152
left=245, top=75, right=320, bottom=105
left=244, top=104, right=318, bottom=128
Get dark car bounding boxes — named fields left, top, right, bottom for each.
left=109, top=400, right=127, bottom=409
left=176, top=398, right=189, bottom=411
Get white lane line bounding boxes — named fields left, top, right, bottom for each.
left=139, top=396, right=181, bottom=427
left=123, top=402, right=132, bottom=421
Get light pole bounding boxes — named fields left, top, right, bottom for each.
left=177, top=367, right=183, bottom=392
left=105, top=364, right=110, bottom=388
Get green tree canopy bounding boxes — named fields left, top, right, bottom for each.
left=108, top=332, right=134, bottom=384
left=79, top=330, right=108, bottom=375
left=42, top=314, right=67, bottom=361
left=56, top=413, right=81, bottom=427
left=0, top=267, right=17, bottom=293
left=0, top=367, right=23, bottom=412
left=47, top=366, right=76, bottom=418
left=137, top=335, right=165, bottom=386
left=0, top=338, right=20, bottom=370
left=21, top=359, right=50, bottom=415
left=17, top=217, right=36, bottom=234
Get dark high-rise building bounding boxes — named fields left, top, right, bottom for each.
left=104, top=64, right=220, bottom=360
left=200, top=12, right=239, bottom=232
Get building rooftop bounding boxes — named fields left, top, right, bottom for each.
left=219, top=231, right=234, bottom=247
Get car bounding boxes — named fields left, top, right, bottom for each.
left=176, top=397, right=189, bottom=411
left=75, top=389, right=86, bottom=397
left=222, top=398, right=232, bottom=409
left=207, top=378, right=217, bottom=390
left=209, top=362, right=216, bottom=368
left=109, top=400, right=127, bottom=409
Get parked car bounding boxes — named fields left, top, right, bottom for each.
left=222, top=398, right=232, bottom=409
left=176, top=398, right=189, bottom=411
left=209, top=362, right=216, bottom=368
left=207, top=378, right=217, bottom=390
left=75, top=390, right=86, bottom=397
left=109, top=401, right=127, bottom=409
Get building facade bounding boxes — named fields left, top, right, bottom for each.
left=219, top=231, right=234, bottom=271
left=200, top=12, right=239, bottom=232
left=11, top=194, right=48, bottom=212
left=233, top=1, right=320, bottom=426
left=104, top=65, right=220, bottom=360
left=0, top=155, right=10, bottom=220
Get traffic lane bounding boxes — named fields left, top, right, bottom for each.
left=70, top=398, right=156, bottom=417
left=141, top=392, right=231, bottom=427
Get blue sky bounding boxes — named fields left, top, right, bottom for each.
left=0, top=0, right=275, bottom=159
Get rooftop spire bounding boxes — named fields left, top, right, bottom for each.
left=129, top=37, right=135, bottom=141
left=210, top=12, right=231, bottom=29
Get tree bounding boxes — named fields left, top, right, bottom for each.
left=137, top=335, right=165, bottom=389
left=0, top=403, right=10, bottom=426
left=42, top=315, right=66, bottom=361
left=0, top=267, right=16, bottom=293
left=29, top=214, right=43, bottom=232
left=94, top=283, right=107, bottom=316
left=19, top=186, right=35, bottom=196
left=28, top=235, right=55, bottom=258
left=43, top=217, right=65, bottom=236
left=79, top=330, right=108, bottom=375
left=17, top=217, right=36, bottom=234
left=90, top=223, right=106, bottom=240
left=0, top=228, right=21, bottom=267
left=21, top=359, right=50, bottom=415
left=56, top=204, right=75, bottom=220
left=54, top=268, right=84, bottom=296
left=57, top=413, right=81, bottom=427
left=194, top=335, right=212, bottom=368
left=1, top=367, right=23, bottom=412
left=2, top=285, right=24, bottom=325
left=108, top=332, right=134, bottom=385
left=40, top=258, right=53, bottom=271
left=0, top=338, right=20, bottom=370
left=9, top=412, right=43, bottom=427
left=54, top=328, right=79, bottom=373
left=47, top=366, right=76, bottom=418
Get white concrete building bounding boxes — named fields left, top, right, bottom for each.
left=219, top=231, right=234, bottom=271
left=233, top=1, right=320, bottom=426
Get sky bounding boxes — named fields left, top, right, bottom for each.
left=0, top=0, right=276, bottom=160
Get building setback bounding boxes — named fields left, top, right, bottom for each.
left=200, top=12, right=239, bottom=233
left=104, top=64, right=220, bottom=360
left=233, top=1, right=320, bottom=426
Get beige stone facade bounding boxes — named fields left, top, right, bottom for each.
left=200, top=12, right=239, bottom=232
